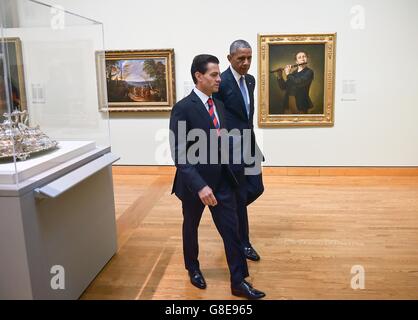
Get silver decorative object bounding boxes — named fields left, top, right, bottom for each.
left=0, top=110, right=58, bottom=161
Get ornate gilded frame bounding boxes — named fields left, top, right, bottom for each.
left=1, top=37, right=27, bottom=116
left=98, top=49, right=175, bottom=112
left=258, top=33, right=336, bottom=127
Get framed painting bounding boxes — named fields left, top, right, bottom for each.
left=98, top=49, right=175, bottom=112
left=258, top=33, right=336, bottom=127
left=0, top=37, right=27, bottom=117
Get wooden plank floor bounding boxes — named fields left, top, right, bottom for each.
left=80, top=168, right=418, bottom=300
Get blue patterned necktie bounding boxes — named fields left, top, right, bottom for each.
left=239, top=76, right=250, bottom=117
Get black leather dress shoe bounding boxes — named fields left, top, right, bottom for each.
left=231, top=280, right=265, bottom=300
left=244, top=246, right=260, bottom=261
left=188, top=270, right=206, bottom=289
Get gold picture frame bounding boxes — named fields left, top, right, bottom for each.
left=98, top=49, right=175, bottom=112
left=258, top=33, right=336, bottom=127
left=0, top=37, right=27, bottom=117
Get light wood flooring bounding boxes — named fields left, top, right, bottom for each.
left=80, top=167, right=418, bottom=300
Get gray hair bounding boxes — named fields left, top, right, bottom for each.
left=229, top=39, right=252, bottom=55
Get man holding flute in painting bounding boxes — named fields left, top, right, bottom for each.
left=274, top=51, right=314, bottom=114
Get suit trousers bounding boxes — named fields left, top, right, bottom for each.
left=181, top=175, right=249, bottom=286
left=233, top=168, right=251, bottom=248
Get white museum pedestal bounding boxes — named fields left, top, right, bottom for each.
left=0, top=141, right=96, bottom=184
left=0, top=143, right=119, bottom=299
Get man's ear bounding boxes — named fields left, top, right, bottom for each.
left=227, top=54, right=232, bottom=62
left=195, top=71, right=202, bottom=82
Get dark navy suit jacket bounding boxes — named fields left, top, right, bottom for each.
left=213, top=67, right=260, bottom=168
left=214, top=67, right=255, bottom=134
left=213, top=67, right=264, bottom=205
left=278, top=67, right=314, bottom=112
left=169, top=90, right=238, bottom=201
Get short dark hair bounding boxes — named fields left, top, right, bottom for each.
left=294, top=51, right=309, bottom=60
left=191, top=54, right=219, bottom=84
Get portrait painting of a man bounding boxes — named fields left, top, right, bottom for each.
left=258, top=34, right=335, bottom=127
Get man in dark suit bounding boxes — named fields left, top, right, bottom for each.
left=276, top=51, right=314, bottom=114
left=169, top=54, right=265, bottom=299
left=213, top=40, right=264, bottom=262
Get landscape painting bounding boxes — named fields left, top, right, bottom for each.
left=98, top=49, right=175, bottom=112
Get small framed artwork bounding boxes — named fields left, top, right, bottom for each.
left=258, top=33, right=336, bottom=127
left=0, top=37, right=27, bottom=117
left=97, top=49, right=175, bottom=112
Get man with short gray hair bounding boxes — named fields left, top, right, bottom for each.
left=214, top=40, right=265, bottom=262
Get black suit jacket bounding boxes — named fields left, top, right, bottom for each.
left=169, top=90, right=238, bottom=201
left=213, top=67, right=264, bottom=204
left=278, top=67, right=314, bottom=112
left=214, top=67, right=255, bottom=132
left=213, top=67, right=264, bottom=166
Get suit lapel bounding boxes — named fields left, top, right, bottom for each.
left=189, top=90, right=216, bottom=130
left=213, top=98, right=226, bottom=130
left=226, top=67, right=249, bottom=121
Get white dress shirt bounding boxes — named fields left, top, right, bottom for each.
left=193, top=87, right=220, bottom=126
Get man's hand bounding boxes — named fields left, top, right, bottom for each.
left=198, top=186, right=217, bottom=206
left=284, top=65, right=292, bottom=76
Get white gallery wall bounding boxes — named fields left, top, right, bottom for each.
left=42, top=0, right=418, bottom=166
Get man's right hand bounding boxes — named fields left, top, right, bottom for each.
left=198, top=186, right=217, bottom=207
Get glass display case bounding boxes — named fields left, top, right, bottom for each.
left=0, top=0, right=110, bottom=187
left=0, top=0, right=117, bottom=300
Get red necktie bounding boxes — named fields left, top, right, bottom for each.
left=207, top=97, right=220, bottom=135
